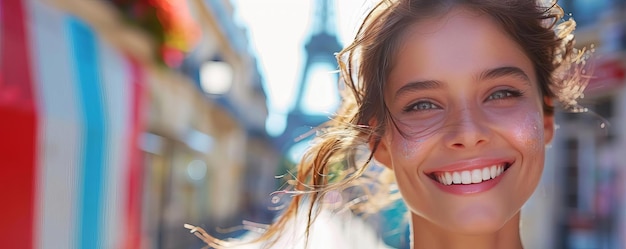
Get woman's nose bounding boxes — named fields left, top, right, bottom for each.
left=443, top=107, right=491, bottom=150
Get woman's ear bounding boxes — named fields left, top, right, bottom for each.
left=370, top=135, right=392, bottom=169
left=369, top=121, right=392, bottom=169
left=543, top=97, right=555, bottom=145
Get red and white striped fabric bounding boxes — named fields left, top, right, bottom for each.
left=0, top=0, right=146, bottom=248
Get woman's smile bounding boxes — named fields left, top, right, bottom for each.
left=426, top=158, right=514, bottom=195
left=428, top=158, right=513, bottom=185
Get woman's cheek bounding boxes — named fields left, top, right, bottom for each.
left=387, top=129, right=429, bottom=162
left=508, top=111, right=544, bottom=154
left=401, top=136, right=423, bottom=159
left=389, top=115, right=444, bottom=161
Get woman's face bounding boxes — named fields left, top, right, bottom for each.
left=374, top=8, right=554, bottom=234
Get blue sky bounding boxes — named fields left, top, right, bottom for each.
left=232, top=0, right=372, bottom=136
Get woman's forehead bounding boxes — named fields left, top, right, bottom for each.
left=386, top=7, right=535, bottom=92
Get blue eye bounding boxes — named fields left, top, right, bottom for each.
left=404, top=101, right=439, bottom=112
left=487, top=90, right=522, bottom=100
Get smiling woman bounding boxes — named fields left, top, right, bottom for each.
left=186, top=0, right=590, bottom=248
left=369, top=7, right=557, bottom=244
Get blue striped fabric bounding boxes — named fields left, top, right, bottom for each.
left=67, top=17, right=107, bottom=249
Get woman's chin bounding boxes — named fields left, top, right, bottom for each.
left=440, top=209, right=518, bottom=236
left=445, top=218, right=506, bottom=236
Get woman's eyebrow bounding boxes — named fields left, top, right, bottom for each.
left=393, top=66, right=531, bottom=99
left=394, top=79, right=442, bottom=99
left=478, top=66, right=531, bottom=85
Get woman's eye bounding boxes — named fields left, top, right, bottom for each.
left=404, top=101, right=439, bottom=112
left=487, top=89, right=522, bottom=101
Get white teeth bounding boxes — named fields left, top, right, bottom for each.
left=482, top=168, right=490, bottom=181
left=471, top=169, right=482, bottom=183
left=452, top=172, right=461, bottom=184
left=461, top=171, right=472, bottom=184
left=435, top=164, right=508, bottom=185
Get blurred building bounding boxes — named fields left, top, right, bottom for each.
left=0, top=0, right=279, bottom=249
left=522, top=1, right=626, bottom=248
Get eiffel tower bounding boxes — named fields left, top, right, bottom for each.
left=276, top=0, right=342, bottom=155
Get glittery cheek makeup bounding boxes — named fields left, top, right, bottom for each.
left=511, top=112, right=544, bottom=153
left=402, top=138, right=417, bottom=159
left=399, top=134, right=428, bottom=160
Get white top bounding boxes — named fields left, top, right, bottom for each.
left=231, top=209, right=393, bottom=249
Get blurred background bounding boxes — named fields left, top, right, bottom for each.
left=0, top=0, right=624, bottom=248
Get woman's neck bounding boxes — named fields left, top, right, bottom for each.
left=410, top=212, right=523, bottom=249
